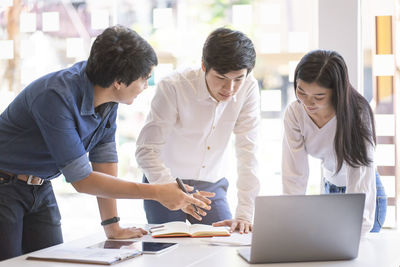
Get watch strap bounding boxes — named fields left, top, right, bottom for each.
left=101, top=216, right=120, bottom=226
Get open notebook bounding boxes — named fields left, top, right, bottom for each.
left=151, top=221, right=230, bottom=237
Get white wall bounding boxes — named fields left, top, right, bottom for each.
left=318, top=0, right=362, bottom=92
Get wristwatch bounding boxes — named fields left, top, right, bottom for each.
left=101, top=216, right=120, bottom=226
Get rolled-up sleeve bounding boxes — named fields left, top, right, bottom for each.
left=89, top=141, right=118, bottom=163
left=89, top=106, right=118, bottom=163
left=61, top=154, right=93, bottom=182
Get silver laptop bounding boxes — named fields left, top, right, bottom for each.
left=238, top=194, right=365, bottom=263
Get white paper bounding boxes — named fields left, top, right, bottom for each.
left=202, top=232, right=252, bottom=246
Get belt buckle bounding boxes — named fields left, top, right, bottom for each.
left=27, top=175, right=44, bottom=185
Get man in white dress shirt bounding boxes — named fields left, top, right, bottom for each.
left=135, top=28, right=260, bottom=233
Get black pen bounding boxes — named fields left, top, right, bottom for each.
left=175, top=177, right=201, bottom=217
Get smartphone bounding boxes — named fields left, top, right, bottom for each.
left=139, top=241, right=178, bottom=254
left=89, top=240, right=178, bottom=254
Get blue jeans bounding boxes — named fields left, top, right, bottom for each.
left=143, top=176, right=232, bottom=224
left=0, top=176, right=63, bottom=261
left=324, top=172, right=387, bottom=232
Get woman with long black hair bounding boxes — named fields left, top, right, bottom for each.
left=282, top=49, right=387, bottom=234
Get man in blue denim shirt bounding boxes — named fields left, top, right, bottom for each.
left=0, top=26, right=210, bottom=261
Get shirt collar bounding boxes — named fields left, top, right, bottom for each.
left=79, top=62, right=96, bottom=116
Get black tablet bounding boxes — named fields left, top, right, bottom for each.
left=140, top=241, right=178, bottom=254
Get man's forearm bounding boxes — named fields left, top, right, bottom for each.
left=72, top=170, right=161, bottom=201
left=72, top=164, right=209, bottom=213
left=91, top=162, right=150, bottom=239
left=92, top=163, right=119, bottom=222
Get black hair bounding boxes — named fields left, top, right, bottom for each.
left=85, top=25, right=158, bottom=88
left=202, top=27, right=256, bottom=75
left=294, top=49, right=376, bottom=173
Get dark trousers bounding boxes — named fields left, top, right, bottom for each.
left=324, top=172, right=387, bottom=232
left=0, top=176, right=63, bottom=261
left=143, top=176, right=232, bottom=225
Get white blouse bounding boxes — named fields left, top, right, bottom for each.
left=282, top=101, right=376, bottom=234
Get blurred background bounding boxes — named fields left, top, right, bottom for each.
left=0, top=0, right=398, bottom=241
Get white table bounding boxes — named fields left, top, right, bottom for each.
left=1, top=231, right=400, bottom=267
